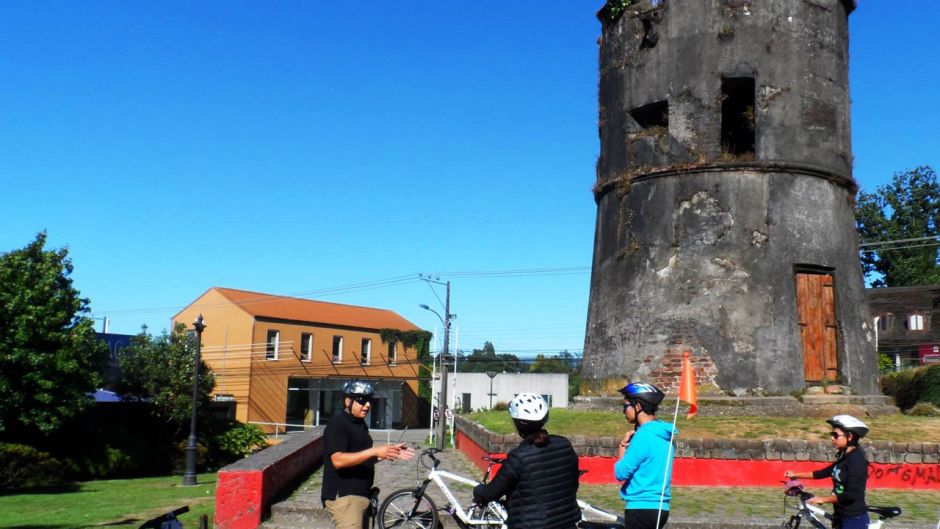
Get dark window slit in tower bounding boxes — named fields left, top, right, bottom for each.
left=640, top=17, right=659, bottom=50
left=720, top=77, right=755, bottom=156
left=629, top=100, right=668, bottom=130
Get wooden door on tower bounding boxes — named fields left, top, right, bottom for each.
left=796, top=272, right=838, bottom=382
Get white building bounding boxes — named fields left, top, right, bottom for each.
left=432, top=372, right=569, bottom=412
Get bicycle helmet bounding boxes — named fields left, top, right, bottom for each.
left=343, top=380, right=375, bottom=397
left=508, top=393, right=549, bottom=435
left=826, top=414, right=869, bottom=441
left=618, top=382, right=665, bottom=411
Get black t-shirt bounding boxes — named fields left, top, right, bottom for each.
left=321, top=410, right=375, bottom=502
left=812, top=447, right=868, bottom=518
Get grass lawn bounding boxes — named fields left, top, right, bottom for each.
left=0, top=473, right=216, bottom=529
left=469, top=409, right=940, bottom=442
left=578, top=483, right=940, bottom=524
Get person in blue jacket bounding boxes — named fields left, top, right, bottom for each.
left=615, top=382, right=676, bottom=529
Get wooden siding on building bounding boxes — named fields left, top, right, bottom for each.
left=172, top=287, right=425, bottom=430
left=867, top=285, right=940, bottom=366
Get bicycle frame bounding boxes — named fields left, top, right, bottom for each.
left=577, top=499, right=623, bottom=525
left=783, top=483, right=895, bottom=529
left=423, top=467, right=508, bottom=527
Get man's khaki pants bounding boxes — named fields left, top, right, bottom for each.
left=325, top=494, right=371, bottom=529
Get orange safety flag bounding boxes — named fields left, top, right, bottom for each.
left=678, top=350, right=698, bottom=419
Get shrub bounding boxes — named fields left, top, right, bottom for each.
left=920, top=365, right=940, bottom=408
left=0, top=443, right=67, bottom=489
left=492, top=401, right=509, bottom=411
left=881, top=365, right=940, bottom=411
left=907, top=402, right=940, bottom=417
left=216, top=423, right=267, bottom=459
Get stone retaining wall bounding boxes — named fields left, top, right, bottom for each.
left=571, top=394, right=898, bottom=418
left=456, top=416, right=938, bottom=463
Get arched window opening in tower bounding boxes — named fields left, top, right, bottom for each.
left=720, top=77, right=756, bottom=158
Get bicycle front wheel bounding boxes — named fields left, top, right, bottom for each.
left=378, top=488, right=439, bottom=529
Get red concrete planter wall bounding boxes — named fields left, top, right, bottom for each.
left=215, top=428, right=324, bottom=529
left=454, top=418, right=940, bottom=490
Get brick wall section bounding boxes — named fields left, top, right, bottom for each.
left=454, top=416, right=940, bottom=464
left=647, top=348, right=719, bottom=393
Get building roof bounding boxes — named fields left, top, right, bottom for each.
left=186, top=287, right=421, bottom=332
left=866, top=285, right=940, bottom=313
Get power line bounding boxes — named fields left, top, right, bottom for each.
left=859, top=235, right=940, bottom=248
left=859, top=242, right=940, bottom=254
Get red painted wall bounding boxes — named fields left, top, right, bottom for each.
left=215, top=433, right=325, bottom=529
left=457, top=431, right=940, bottom=490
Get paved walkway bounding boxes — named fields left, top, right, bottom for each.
left=260, top=429, right=484, bottom=529
left=371, top=429, right=481, bottom=513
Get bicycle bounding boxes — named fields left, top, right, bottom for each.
left=377, top=448, right=624, bottom=529
left=377, top=448, right=509, bottom=529
left=781, top=480, right=902, bottom=529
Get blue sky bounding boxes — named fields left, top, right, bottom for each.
left=1, top=2, right=938, bottom=356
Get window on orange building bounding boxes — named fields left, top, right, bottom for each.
left=361, top=338, right=371, bottom=365
left=301, top=333, right=313, bottom=361
left=388, top=340, right=397, bottom=365
left=266, top=329, right=280, bottom=360
left=332, top=335, right=343, bottom=363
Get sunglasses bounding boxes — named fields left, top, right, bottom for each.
left=622, top=401, right=636, bottom=412
left=830, top=431, right=846, bottom=439
left=353, top=396, right=373, bottom=406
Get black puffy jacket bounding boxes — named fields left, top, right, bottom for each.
left=472, top=434, right=581, bottom=529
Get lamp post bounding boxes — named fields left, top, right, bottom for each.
left=419, top=279, right=453, bottom=450
left=486, top=371, right=497, bottom=409
left=183, top=314, right=206, bottom=486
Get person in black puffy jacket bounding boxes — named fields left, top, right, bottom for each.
left=472, top=393, right=581, bottom=529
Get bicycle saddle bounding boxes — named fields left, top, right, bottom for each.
left=867, top=506, right=902, bottom=519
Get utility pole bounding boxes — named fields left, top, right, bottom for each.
left=438, top=281, right=451, bottom=450
left=420, top=276, right=454, bottom=450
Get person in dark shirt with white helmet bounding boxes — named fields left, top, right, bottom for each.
left=321, top=380, right=414, bottom=529
left=785, top=415, right=871, bottom=529
left=472, top=393, right=581, bottom=529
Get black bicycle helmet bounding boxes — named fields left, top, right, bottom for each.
left=343, top=380, right=375, bottom=397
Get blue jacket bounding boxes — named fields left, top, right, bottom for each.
left=614, top=420, right=677, bottom=510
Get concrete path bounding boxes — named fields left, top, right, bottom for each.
left=260, top=429, right=482, bottom=529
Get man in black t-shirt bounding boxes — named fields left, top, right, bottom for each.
left=321, top=381, right=414, bottom=529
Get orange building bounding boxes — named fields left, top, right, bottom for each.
left=172, top=287, right=428, bottom=432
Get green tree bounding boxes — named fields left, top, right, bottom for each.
left=459, top=342, right=522, bottom=373
left=0, top=232, right=108, bottom=435
left=528, top=351, right=582, bottom=399
left=116, top=323, right=215, bottom=431
left=856, top=166, right=940, bottom=287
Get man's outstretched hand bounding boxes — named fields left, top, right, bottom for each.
left=377, top=443, right=416, bottom=461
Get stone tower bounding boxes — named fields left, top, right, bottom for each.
left=583, top=0, right=879, bottom=395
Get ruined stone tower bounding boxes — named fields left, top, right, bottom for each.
left=583, top=0, right=880, bottom=395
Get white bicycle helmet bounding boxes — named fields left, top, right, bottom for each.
left=508, top=393, right=549, bottom=435
left=826, top=414, right=869, bottom=441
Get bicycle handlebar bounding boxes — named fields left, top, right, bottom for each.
left=421, top=448, right=442, bottom=468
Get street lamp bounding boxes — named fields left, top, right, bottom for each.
left=486, top=371, right=498, bottom=409
left=182, top=314, right=206, bottom=486
left=419, top=280, right=455, bottom=450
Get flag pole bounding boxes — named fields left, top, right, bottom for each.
left=655, top=394, right=680, bottom=529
